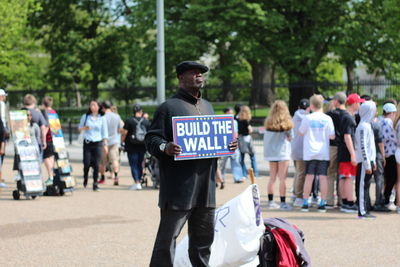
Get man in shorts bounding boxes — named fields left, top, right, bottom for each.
left=338, top=93, right=364, bottom=213
left=299, top=94, right=335, bottom=212
left=99, top=101, right=122, bottom=185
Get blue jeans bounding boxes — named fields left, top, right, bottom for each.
left=127, top=152, right=145, bottom=182
left=240, top=152, right=259, bottom=177
left=221, top=150, right=242, bottom=182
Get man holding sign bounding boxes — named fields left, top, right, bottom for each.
left=146, top=61, right=238, bottom=267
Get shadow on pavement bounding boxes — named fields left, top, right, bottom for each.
left=0, top=215, right=136, bottom=239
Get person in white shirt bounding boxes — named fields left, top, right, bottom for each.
left=355, top=101, right=377, bottom=218
left=299, top=94, right=335, bottom=212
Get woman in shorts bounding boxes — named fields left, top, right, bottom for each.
left=263, top=100, right=294, bottom=210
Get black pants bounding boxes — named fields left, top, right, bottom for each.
left=356, top=163, right=373, bottom=216
left=83, top=141, right=102, bottom=186
left=150, top=207, right=215, bottom=267
left=373, top=156, right=385, bottom=206
left=383, top=155, right=397, bottom=205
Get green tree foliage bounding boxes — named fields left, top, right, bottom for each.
left=31, top=0, right=128, bottom=100
left=0, top=0, right=44, bottom=90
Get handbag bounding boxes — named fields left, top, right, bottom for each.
left=77, top=115, right=88, bottom=144
left=238, top=135, right=253, bottom=154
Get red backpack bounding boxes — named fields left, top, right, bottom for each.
left=258, top=218, right=311, bottom=267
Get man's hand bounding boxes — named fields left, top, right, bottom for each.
left=383, top=158, right=386, bottom=167
left=102, top=145, right=108, bottom=154
left=228, top=139, right=238, bottom=151
left=350, top=155, right=357, bottom=166
left=165, top=142, right=182, bottom=156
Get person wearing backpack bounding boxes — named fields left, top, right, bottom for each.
left=121, top=104, right=150, bottom=190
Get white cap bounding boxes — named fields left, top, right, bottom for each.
left=0, top=89, right=7, bottom=96
left=383, top=103, right=397, bottom=113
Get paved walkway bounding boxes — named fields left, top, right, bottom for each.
left=0, top=142, right=399, bottom=266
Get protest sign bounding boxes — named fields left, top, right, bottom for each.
left=172, top=115, right=235, bottom=160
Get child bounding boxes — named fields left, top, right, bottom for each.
left=338, top=94, right=364, bottom=213
left=299, top=94, right=335, bottom=212
left=355, top=101, right=377, bottom=218
left=264, top=100, right=294, bottom=210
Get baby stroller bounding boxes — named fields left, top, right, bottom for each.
left=141, top=152, right=160, bottom=189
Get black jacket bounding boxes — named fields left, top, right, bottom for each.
left=145, top=88, right=217, bottom=210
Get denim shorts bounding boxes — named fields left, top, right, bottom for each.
left=305, top=160, right=329, bottom=176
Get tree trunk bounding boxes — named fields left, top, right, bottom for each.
left=288, top=75, right=315, bottom=115
left=222, top=78, right=233, bottom=101
left=249, top=61, right=274, bottom=106
left=218, top=47, right=234, bottom=101
left=346, top=63, right=355, bottom=94
left=91, top=73, right=99, bottom=99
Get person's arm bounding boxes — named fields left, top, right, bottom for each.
left=78, top=115, right=89, bottom=131
left=378, top=142, right=386, bottom=167
left=145, top=106, right=181, bottom=157
left=359, top=126, right=372, bottom=173
left=298, top=117, right=307, bottom=136
left=328, top=118, right=335, bottom=140
left=344, top=134, right=357, bottom=166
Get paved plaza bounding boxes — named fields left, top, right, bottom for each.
left=0, top=143, right=399, bottom=266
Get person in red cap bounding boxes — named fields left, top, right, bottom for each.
left=337, top=93, right=365, bottom=213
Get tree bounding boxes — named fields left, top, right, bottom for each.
left=31, top=0, right=128, bottom=99
left=243, top=1, right=349, bottom=113
left=0, top=0, right=44, bottom=90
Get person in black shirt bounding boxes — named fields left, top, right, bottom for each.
left=145, top=61, right=238, bottom=267
left=121, top=104, right=150, bottom=190
left=325, top=92, right=347, bottom=207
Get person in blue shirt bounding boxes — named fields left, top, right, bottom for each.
left=78, top=100, right=108, bottom=191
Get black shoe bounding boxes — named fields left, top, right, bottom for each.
left=373, top=205, right=391, bottom=212
left=83, top=178, right=88, bottom=188
left=301, top=204, right=309, bottom=212
left=93, top=184, right=99, bottom=192
left=317, top=205, right=327, bottom=213
left=358, top=213, right=376, bottom=219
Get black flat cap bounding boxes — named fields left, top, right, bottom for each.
left=176, top=61, right=209, bottom=76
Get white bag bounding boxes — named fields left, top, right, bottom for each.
left=174, top=184, right=264, bottom=267
left=77, top=130, right=85, bottom=145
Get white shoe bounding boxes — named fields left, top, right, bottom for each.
left=267, top=201, right=280, bottom=209
left=14, top=174, right=21, bottom=181
left=293, top=198, right=304, bottom=207
left=129, top=184, right=142, bottom=190
left=0, top=182, right=8, bottom=188
left=310, top=196, right=320, bottom=207
left=280, top=202, right=292, bottom=211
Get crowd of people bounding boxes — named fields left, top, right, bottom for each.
left=0, top=92, right=151, bottom=193
left=2, top=60, right=399, bottom=267
left=257, top=92, right=400, bottom=218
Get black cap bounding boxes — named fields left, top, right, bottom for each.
left=133, top=104, right=142, bottom=113
left=299, top=98, right=310, bottom=110
left=176, top=61, right=209, bottom=76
